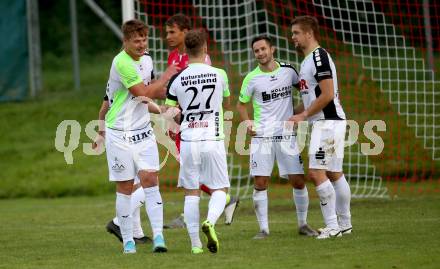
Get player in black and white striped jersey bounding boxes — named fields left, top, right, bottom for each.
left=290, top=16, right=352, bottom=239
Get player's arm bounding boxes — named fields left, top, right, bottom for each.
left=236, top=101, right=256, bottom=136
left=92, top=98, right=109, bottom=150
left=129, top=64, right=179, bottom=99
left=289, top=79, right=333, bottom=123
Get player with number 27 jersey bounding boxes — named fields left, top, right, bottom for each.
left=165, top=63, right=230, bottom=141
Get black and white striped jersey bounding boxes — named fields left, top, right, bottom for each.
left=298, top=47, right=345, bottom=123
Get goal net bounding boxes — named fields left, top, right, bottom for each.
left=131, top=0, right=440, bottom=198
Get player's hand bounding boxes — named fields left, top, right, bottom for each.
left=245, top=120, right=256, bottom=136
left=288, top=112, right=306, bottom=123
left=162, top=106, right=181, bottom=120
left=162, top=63, right=180, bottom=81
left=167, top=129, right=178, bottom=141
left=92, top=131, right=105, bottom=151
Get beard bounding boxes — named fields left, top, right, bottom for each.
left=295, top=44, right=305, bottom=56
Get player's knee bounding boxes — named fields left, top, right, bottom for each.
left=327, top=171, right=343, bottom=181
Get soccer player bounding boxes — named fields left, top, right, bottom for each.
left=164, top=13, right=239, bottom=228
left=103, top=19, right=178, bottom=253
left=236, top=35, right=318, bottom=239
left=95, top=97, right=152, bottom=245
left=289, top=16, right=352, bottom=239
left=165, top=29, right=230, bottom=254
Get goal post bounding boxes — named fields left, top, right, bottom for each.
left=123, top=0, right=440, bottom=198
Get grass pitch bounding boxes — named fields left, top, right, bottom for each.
left=0, top=190, right=439, bottom=269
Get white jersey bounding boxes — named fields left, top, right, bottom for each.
left=165, top=63, right=230, bottom=141
left=298, top=47, right=345, bottom=123
left=239, top=61, right=299, bottom=136
left=105, top=50, right=155, bottom=131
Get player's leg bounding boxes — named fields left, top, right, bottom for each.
left=138, top=170, right=166, bottom=252
left=309, top=121, right=340, bottom=239
left=136, top=136, right=166, bottom=252
left=251, top=138, right=273, bottom=239
left=200, top=141, right=230, bottom=253
left=327, top=120, right=351, bottom=234
left=105, top=129, right=136, bottom=253
left=116, top=180, right=136, bottom=253
left=199, top=183, right=239, bottom=225
left=277, top=137, right=317, bottom=236
left=163, top=130, right=186, bottom=229
left=252, top=176, right=270, bottom=239
left=179, top=140, right=203, bottom=254
left=130, top=183, right=151, bottom=243
left=107, top=181, right=151, bottom=244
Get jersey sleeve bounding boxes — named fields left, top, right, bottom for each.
left=239, top=74, right=253, bottom=103
left=115, top=56, right=143, bottom=89
left=313, top=48, right=333, bottom=82
left=217, top=68, right=230, bottom=97
left=165, top=73, right=179, bottom=106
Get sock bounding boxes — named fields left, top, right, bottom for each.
left=131, top=187, right=145, bottom=238
left=332, top=175, right=352, bottom=228
left=316, top=180, right=338, bottom=229
left=184, top=196, right=202, bottom=248
left=225, top=193, right=231, bottom=205
left=143, top=186, right=163, bottom=239
left=200, top=184, right=211, bottom=195
left=112, top=216, right=119, bottom=226
left=253, top=189, right=269, bottom=233
left=207, top=190, right=227, bottom=225
left=116, top=192, right=133, bottom=244
left=293, top=186, right=309, bottom=227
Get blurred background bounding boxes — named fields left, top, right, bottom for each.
left=0, top=0, right=439, bottom=199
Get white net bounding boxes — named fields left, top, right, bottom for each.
left=133, top=0, right=389, bottom=198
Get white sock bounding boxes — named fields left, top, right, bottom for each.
left=116, top=192, right=133, bottom=244
left=143, top=186, right=163, bottom=239
left=332, top=175, right=352, bottom=228
left=253, top=189, right=269, bottom=233
left=207, top=190, right=227, bottom=225
left=293, top=186, right=309, bottom=227
left=184, top=196, right=202, bottom=248
left=131, top=187, right=145, bottom=238
left=112, top=216, right=119, bottom=226
left=316, top=180, right=338, bottom=229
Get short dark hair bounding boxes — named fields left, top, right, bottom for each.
left=185, top=29, right=207, bottom=57
left=122, top=19, right=148, bottom=40
left=251, top=35, right=273, bottom=48
left=291, top=16, right=320, bottom=41
left=165, top=13, right=192, bottom=31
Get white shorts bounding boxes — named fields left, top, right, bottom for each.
left=309, top=120, right=346, bottom=172
left=250, top=135, right=304, bottom=179
left=105, top=126, right=159, bottom=181
left=178, top=140, right=230, bottom=190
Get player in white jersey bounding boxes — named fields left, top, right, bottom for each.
left=165, top=29, right=230, bottom=254
left=290, top=16, right=352, bottom=239
left=102, top=19, right=179, bottom=254
left=236, top=35, right=318, bottom=239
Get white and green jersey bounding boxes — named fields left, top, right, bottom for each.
left=105, top=50, right=155, bottom=131
left=165, top=63, right=230, bottom=141
left=239, top=61, right=299, bottom=136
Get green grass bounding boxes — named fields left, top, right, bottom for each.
left=0, top=189, right=439, bottom=269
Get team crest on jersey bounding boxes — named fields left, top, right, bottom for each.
left=112, top=157, right=126, bottom=172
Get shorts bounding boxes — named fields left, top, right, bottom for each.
left=308, top=120, right=346, bottom=172
left=250, top=135, right=304, bottom=179
left=105, top=126, right=159, bottom=181
left=178, top=140, right=230, bottom=190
